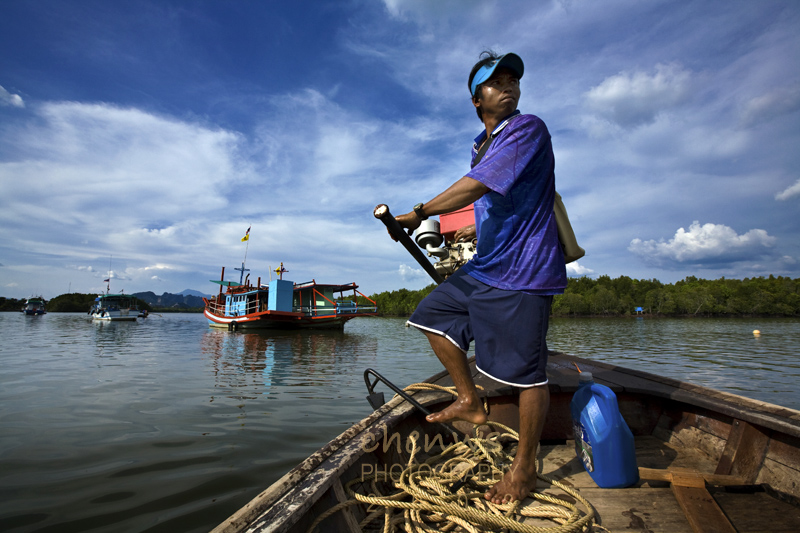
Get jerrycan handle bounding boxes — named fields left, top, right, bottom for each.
left=578, top=372, right=621, bottom=415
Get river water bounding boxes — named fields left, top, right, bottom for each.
left=1, top=313, right=798, bottom=532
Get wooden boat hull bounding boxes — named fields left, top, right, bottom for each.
left=90, top=313, right=137, bottom=321
left=213, top=351, right=800, bottom=533
left=204, top=308, right=358, bottom=330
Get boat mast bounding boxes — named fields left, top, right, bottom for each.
left=235, top=262, right=250, bottom=285
left=237, top=226, right=251, bottom=285
left=105, top=255, right=112, bottom=294
left=276, top=262, right=287, bottom=280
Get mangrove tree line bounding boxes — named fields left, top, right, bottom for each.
left=367, top=275, right=800, bottom=317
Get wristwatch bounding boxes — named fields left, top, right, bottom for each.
left=413, top=203, right=428, bottom=221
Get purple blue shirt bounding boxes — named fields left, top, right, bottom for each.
left=459, top=112, right=567, bottom=293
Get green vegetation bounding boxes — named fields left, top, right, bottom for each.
left=0, top=297, right=26, bottom=312
left=46, top=293, right=98, bottom=312
left=1, top=294, right=153, bottom=313
left=5, top=275, right=799, bottom=317
left=367, top=275, right=800, bottom=317
left=552, top=275, right=799, bottom=317
left=365, top=285, right=437, bottom=316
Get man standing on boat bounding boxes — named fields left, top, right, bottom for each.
left=393, top=51, right=567, bottom=504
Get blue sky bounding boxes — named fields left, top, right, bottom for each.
left=1, top=0, right=799, bottom=300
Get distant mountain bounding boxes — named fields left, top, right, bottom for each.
left=178, top=289, right=212, bottom=298
left=133, top=291, right=206, bottom=309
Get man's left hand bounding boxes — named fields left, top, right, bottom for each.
left=454, top=224, right=476, bottom=242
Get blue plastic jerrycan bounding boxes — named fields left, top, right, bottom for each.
left=570, top=372, right=639, bottom=488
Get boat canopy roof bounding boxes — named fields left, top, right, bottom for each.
left=95, top=294, right=135, bottom=301
left=210, top=280, right=242, bottom=287
left=294, top=281, right=360, bottom=292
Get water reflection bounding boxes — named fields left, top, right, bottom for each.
left=90, top=319, right=139, bottom=356
left=200, top=329, right=380, bottom=401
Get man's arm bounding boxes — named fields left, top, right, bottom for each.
left=395, top=176, right=489, bottom=233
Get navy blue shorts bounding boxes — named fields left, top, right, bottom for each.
left=408, top=268, right=552, bottom=387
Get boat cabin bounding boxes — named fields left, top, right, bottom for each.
left=22, top=297, right=47, bottom=315
left=93, top=294, right=136, bottom=311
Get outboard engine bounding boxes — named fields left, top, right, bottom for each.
left=413, top=219, right=476, bottom=278
left=373, top=203, right=476, bottom=284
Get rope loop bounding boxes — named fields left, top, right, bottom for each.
left=306, top=383, right=598, bottom=533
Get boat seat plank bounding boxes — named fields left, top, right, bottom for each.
left=710, top=485, right=800, bottom=532
left=576, top=487, right=694, bottom=532
left=639, top=467, right=746, bottom=486
left=672, top=484, right=737, bottom=533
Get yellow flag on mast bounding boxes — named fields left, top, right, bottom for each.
left=241, top=226, right=251, bottom=242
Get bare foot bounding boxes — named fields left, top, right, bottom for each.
left=425, top=397, right=487, bottom=425
left=484, top=460, right=537, bottom=504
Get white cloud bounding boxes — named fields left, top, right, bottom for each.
left=584, top=63, right=692, bottom=127
left=1, top=102, right=240, bottom=213
left=0, top=102, right=243, bottom=253
left=629, top=221, right=777, bottom=267
left=143, top=264, right=172, bottom=272
left=567, top=261, right=594, bottom=277
left=776, top=179, right=800, bottom=201
left=398, top=263, right=430, bottom=283
left=0, top=85, right=24, bottom=108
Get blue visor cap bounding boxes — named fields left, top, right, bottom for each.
left=470, top=53, right=524, bottom=97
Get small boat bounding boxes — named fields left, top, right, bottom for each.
left=212, top=351, right=800, bottom=533
left=89, top=293, right=139, bottom=321
left=203, top=265, right=378, bottom=330
left=21, top=296, right=47, bottom=315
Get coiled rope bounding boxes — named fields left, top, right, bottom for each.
left=307, top=383, right=598, bottom=533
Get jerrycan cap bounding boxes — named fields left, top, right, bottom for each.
left=578, top=372, right=594, bottom=383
